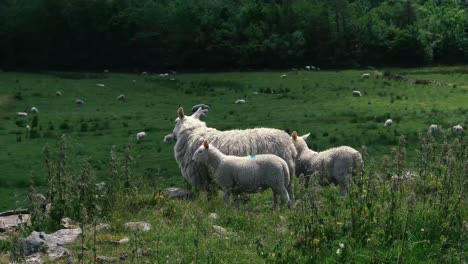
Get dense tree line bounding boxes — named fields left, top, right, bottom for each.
left=0, top=0, right=466, bottom=71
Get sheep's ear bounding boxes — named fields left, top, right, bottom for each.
left=193, top=107, right=209, bottom=119
left=178, top=107, right=184, bottom=119
left=203, top=140, right=209, bottom=149
left=301, top=133, right=311, bottom=141
left=292, top=131, right=298, bottom=140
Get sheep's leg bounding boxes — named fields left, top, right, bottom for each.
left=339, top=174, right=350, bottom=198
left=223, top=190, right=231, bottom=207
left=280, top=187, right=290, bottom=205
left=286, top=183, right=295, bottom=207
left=272, top=192, right=280, bottom=211
left=233, top=194, right=241, bottom=209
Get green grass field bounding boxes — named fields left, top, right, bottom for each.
left=0, top=67, right=467, bottom=210
left=0, top=67, right=467, bottom=263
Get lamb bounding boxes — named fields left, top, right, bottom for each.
left=291, top=131, right=362, bottom=197
left=428, top=124, right=441, bottom=136
left=17, top=112, right=28, bottom=117
left=56, top=91, right=62, bottom=96
left=384, top=119, right=393, bottom=127
left=163, top=133, right=176, bottom=143
left=305, top=66, right=311, bottom=70
left=352, top=90, right=362, bottom=97
left=30, top=107, right=39, bottom=114
left=75, top=99, right=84, bottom=105
left=280, top=74, right=287, bottom=78
left=192, top=140, right=290, bottom=210
left=141, top=71, right=148, bottom=75
left=103, top=69, right=109, bottom=73
left=136, top=131, right=147, bottom=142
left=169, top=107, right=297, bottom=201
left=361, top=73, right=370, bottom=79
left=235, top=99, right=246, bottom=104
left=117, top=94, right=125, bottom=102
left=96, top=83, right=105, bottom=87
left=453, top=124, right=464, bottom=133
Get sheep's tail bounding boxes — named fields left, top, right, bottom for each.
left=282, top=162, right=290, bottom=187
left=281, top=161, right=293, bottom=203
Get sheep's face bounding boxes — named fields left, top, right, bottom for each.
left=168, top=107, right=208, bottom=142
left=291, top=131, right=311, bottom=155
left=192, top=141, right=210, bottom=162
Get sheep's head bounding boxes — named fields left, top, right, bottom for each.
left=192, top=140, right=210, bottom=162
left=291, top=131, right=311, bottom=154
left=169, top=107, right=209, bottom=142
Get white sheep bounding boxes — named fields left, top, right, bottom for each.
left=384, top=119, right=393, bottom=127
left=136, top=131, right=147, bottom=142
left=291, top=131, right=362, bottom=197
left=163, top=133, right=176, bottom=143
left=104, top=69, right=109, bottom=73
left=192, top=140, right=290, bottom=210
left=17, top=112, right=28, bottom=117
left=30, top=107, right=39, bottom=114
left=141, top=71, right=148, bottom=75
left=75, top=99, right=84, bottom=105
left=428, top=124, right=440, bottom=136
left=56, top=91, right=62, bottom=96
left=117, top=94, right=125, bottom=102
left=352, top=90, right=362, bottom=97
left=235, top=99, right=246, bottom=104
left=453, top=124, right=464, bottom=133
left=170, top=107, right=297, bottom=201
left=361, top=73, right=370, bottom=79
left=96, top=83, right=105, bottom=87
left=280, top=74, right=287, bottom=78
left=305, top=66, right=311, bottom=70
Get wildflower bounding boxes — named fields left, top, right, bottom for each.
left=336, top=248, right=342, bottom=255
left=339, top=242, right=345, bottom=249
left=421, top=228, right=425, bottom=232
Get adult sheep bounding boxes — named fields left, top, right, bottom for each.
left=170, top=107, right=297, bottom=200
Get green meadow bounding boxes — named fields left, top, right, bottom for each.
left=0, top=67, right=467, bottom=210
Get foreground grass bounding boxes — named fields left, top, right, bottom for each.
left=0, top=66, right=467, bottom=210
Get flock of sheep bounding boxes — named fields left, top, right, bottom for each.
left=14, top=70, right=464, bottom=210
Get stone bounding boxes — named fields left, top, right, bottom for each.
left=96, top=256, right=118, bottom=263
left=23, top=231, right=47, bottom=256
left=94, top=223, right=111, bottom=231
left=60, top=217, right=79, bottom=229
left=47, top=245, right=69, bottom=261
left=163, top=188, right=194, bottom=200
left=25, top=253, right=44, bottom=264
left=123, top=221, right=151, bottom=232
left=212, top=225, right=232, bottom=236
left=208, top=213, right=218, bottom=220
left=22, top=229, right=81, bottom=257
left=0, top=210, right=30, bottom=231
left=29, top=194, right=47, bottom=207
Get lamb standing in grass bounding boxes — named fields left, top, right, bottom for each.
left=30, top=107, right=39, bottom=114
left=192, top=140, right=290, bottom=210
left=428, top=124, right=440, bottom=136
left=169, top=107, right=297, bottom=201
left=117, top=94, right=125, bottom=102
left=291, top=131, right=362, bottom=197
left=56, top=91, right=62, bottom=96
left=452, top=124, right=464, bottom=133
left=235, top=99, right=246, bottom=104
left=361, top=73, right=370, bottom=79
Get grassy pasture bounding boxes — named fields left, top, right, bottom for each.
left=0, top=67, right=467, bottom=210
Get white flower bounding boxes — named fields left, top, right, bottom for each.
left=336, top=248, right=342, bottom=255
left=339, top=242, right=345, bottom=249
left=421, top=228, right=425, bottom=232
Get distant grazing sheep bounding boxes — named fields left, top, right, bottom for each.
left=141, top=72, right=148, bottom=75
left=17, top=112, right=28, bottom=117
left=191, top=104, right=210, bottom=113
left=428, top=124, right=441, bottom=136
left=56, top=91, right=62, bottom=96
left=163, top=133, right=176, bottom=143
left=30, top=107, right=39, bottom=114
left=136, top=132, right=147, bottom=142
left=192, top=140, right=290, bottom=210
left=352, top=90, right=362, bottom=97
left=235, top=99, right=246, bottom=104
left=104, top=69, right=109, bottom=73
left=96, top=83, right=105, bottom=87
left=117, top=94, right=125, bottom=102
left=384, top=119, right=393, bottom=127
left=453, top=124, right=464, bottom=133
left=361, top=73, right=370, bottom=79
left=75, top=99, right=84, bottom=105
left=305, top=66, right=311, bottom=70
left=291, top=131, right=362, bottom=197
left=169, top=107, right=297, bottom=201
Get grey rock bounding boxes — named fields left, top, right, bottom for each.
left=23, top=231, right=47, bottom=256
left=0, top=212, right=30, bottom=231
left=163, top=187, right=194, bottom=200
left=123, top=221, right=151, bottom=232
left=94, top=223, right=111, bottom=231
left=97, top=256, right=118, bottom=263
left=47, top=245, right=70, bottom=261
left=23, top=229, right=81, bottom=257
left=25, top=253, right=44, bottom=264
